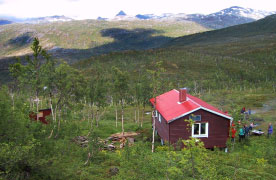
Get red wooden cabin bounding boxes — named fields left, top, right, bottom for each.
left=150, top=88, right=232, bottom=148
left=29, top=108, right=51, bottom=124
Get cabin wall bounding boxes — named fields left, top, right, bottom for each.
left=154, top=112, right=170, bottom=143
left=169, top=109, right=230, bottom=148
left=29, top=109, right=51, bottom=124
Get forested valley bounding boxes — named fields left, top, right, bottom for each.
left=1, top=15, right=276, bottom=179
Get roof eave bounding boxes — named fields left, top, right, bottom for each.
left=167, top=107, right=232, bottom=123
left=167, top=107, right=201, bottom=123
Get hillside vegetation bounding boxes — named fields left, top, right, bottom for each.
left=0, top=19, right=207, bottom=59
left=165, top=14, right=276, bottom=57
left=1, top=15, right=276, bottom=180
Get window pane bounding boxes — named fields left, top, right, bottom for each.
left=190, top=115, right=201, bottom=121
left=194, top=124, right=199, bottom=135
left=159, top=114, right=161, bottom=122
left=201, top=123, right=206, bottom=135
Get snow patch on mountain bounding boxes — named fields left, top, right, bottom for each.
left=211, top=6, right=275, bottom=20
left=24, top=15, right=73, bottom=24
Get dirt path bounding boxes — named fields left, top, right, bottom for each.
left=251, top=98, right=276, bottom=115
left=249, top=98, right=276, bottom=131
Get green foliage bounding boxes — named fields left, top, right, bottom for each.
left=87, top=62, right=109, bottom=108
left=167, top=138, right=219, bottom=180
left=112, top=66, right=129, bottom=102
left=9, top=37, right=50, bottom=98
left=113, top=142, right=167, bottom=180
left=1, top=16, right=276, bottom=180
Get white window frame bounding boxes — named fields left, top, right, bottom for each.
left=192, top=122, right=208, bottom=138
left=155, top=110, right=158, bottom=117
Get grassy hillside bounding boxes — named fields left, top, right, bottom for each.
left=164, top=14, right=276, bottom=57
left=0, top=19, right=208, bottom=59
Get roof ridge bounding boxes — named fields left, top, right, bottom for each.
left=151, top=89, right=232, bottom=122
left=186, top=96, right=202, bottom=107
left=175, top=89, right=202, bottom=107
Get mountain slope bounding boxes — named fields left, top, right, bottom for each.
left=165, top=14, right=276, bottom=54
left=0, top=19, right=208, bottom=63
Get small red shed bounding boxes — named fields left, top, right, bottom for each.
left=29, top=108, right=52, bottom=124
left=150, top=88, right=232, bottom=148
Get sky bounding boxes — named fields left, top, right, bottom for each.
left=0, top=0, right=275, bottom=20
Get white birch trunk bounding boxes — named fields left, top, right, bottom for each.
left=134, top=109, right=137, bottom=123
left=121, top=100, right=124, bottom=135
left=141, top=107, right=144, bottom=127
left=115, top=106, right=118, bottom=128
left=152, top=110, right=155, bottom=153
left=11, top=93, right=15, bottom=110
left=137, top=107, right=140, bottom=124
left=48, top=97, right=57, bottom=139
left=55, top=109, right=61, bottom=138
left=36, top=95, right=39, bottom=122
left=96, top=108, right=99, bottom=127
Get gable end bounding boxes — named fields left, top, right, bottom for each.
left=168, top=107, right=232, bottom=123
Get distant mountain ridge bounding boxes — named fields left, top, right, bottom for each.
left=0, top=15, right=73, bottom=25
left=1, top=6, right=275, bottom=29
left=0, top=19, right=13, bottom=25
left=107, top=6, right=275, bottom=29
left=23, top=15, right=73, bottom=24
left=186, top=6, right=276, bottom=29
left=116, top=11, right=127, bottom=16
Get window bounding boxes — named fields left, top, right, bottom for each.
left=153, top=110, right=158, bottom=118
left=155, top=110, right=158, bottom=117
left=192, top=123, right=208, bottom=137
left=190, top=115, right=201, bottom=121
left=158, top=113, right=162, bottom=123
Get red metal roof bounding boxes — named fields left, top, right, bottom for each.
left=150, top=89, right=232, bottom=123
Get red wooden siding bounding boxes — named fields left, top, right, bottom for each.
left=169, top=109, right=230, bottom=148
left=29, top=108, right=51, bottom=124
left=154, top=113, right=170, bottom=143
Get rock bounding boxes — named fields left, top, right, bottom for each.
left=103, top=144, right=116, bottom=151
left=127, top=137, right=135, bottom=145
left=72, top=136, right=89, bottom=147
left=107, top=144, right=116, bottom=150
left=109, top=167, right=119, bottom=176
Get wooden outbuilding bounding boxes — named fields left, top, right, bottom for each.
left=150, top=88, right=232, bottom=148
left=29, top=108, right=51, bottom=124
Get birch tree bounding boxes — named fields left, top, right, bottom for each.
left=9, top=38, right=51, bottom=119
left=140, top=72, right=152, bottom=127
left=112, top=66, right=129, bottom=135
left=147, top=61, right=165, bottom=153
left=44, top=62, right=85, bottom=138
